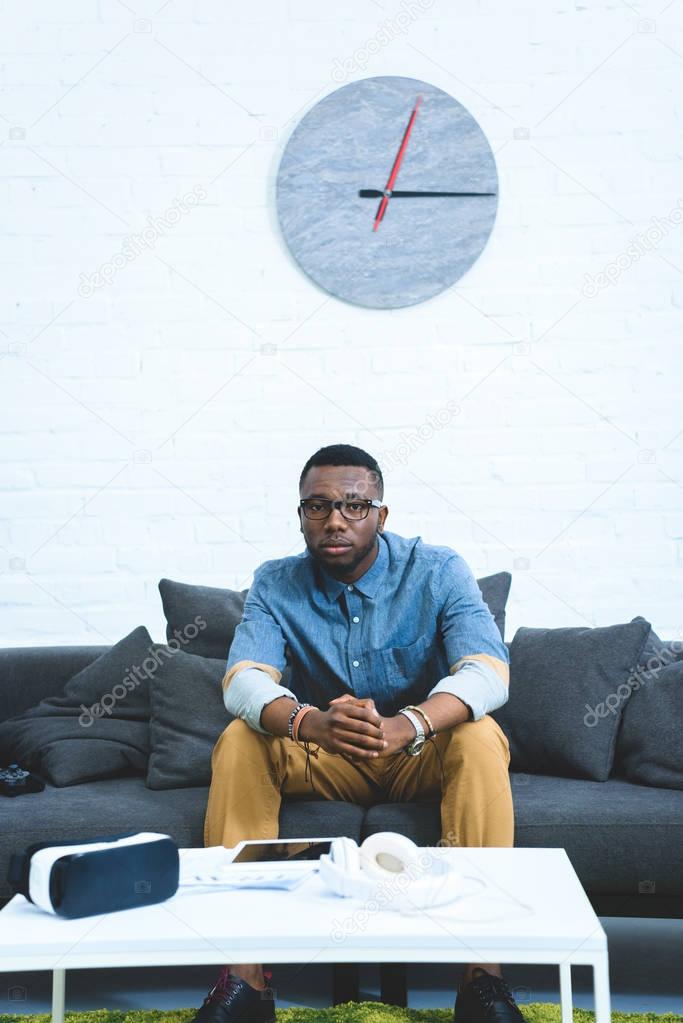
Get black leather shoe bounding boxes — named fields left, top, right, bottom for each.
left=453, top=968, right=525, bottom=1023
left=190, top=967, right=275, bottom=1023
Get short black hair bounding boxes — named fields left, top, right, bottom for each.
left=299, top=444, right=384, bottom=499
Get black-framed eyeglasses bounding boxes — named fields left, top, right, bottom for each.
left=299, top=498, right=383, bottom=521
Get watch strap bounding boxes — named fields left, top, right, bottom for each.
left=398, top=708, right=425, bottom=739
left=404, top=704, right=436, bottom=738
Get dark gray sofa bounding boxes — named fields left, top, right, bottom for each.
left=2, top=641, right=683, bottom=923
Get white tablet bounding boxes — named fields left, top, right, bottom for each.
left=230, top=837, right=335, bottom=864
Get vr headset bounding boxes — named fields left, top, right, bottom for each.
left=7, top=831, right=179, bottom=918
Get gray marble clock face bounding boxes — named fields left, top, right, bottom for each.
left=276, top=75, right=498, bottom=310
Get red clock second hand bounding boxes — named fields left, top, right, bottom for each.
left=373, top=93, right=423, bottom=232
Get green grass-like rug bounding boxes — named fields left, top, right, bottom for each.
left=1, top=1005, right=682, bottom=1023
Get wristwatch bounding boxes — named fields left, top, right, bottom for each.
left=398, top=708, right=426, bottom=756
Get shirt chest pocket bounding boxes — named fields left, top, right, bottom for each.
left=377, top=632, right=442, bottom=706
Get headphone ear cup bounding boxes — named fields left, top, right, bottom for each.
left=319, top=838, right=368, bottom=899
left=335, top=837, right=361, bottom=874
left=358, top=832, right=421, bottom=882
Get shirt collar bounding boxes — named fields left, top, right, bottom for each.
left=315, top=532, right=389, bottom=602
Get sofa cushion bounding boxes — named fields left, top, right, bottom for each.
left=362, top=773, right=683, bottom=896
left=147, top=651, right=234, bottom=790
left=615, top=659, right=683, bottom=790
left=0, top=645, right=109, bottom=723
left=491, top=620, right=651, bottom=781
left=0, top=777, right=366, bottom=905
left=0, top=627, right=156, bottom=787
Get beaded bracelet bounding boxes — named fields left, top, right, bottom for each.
left=292, top=704, right=317, bottom=744
left=287, top=701, right=311, bottom=740
left=291, top=705, right=321, bottom=787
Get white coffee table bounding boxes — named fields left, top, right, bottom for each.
left=0, top=847, right=610, bottom=1023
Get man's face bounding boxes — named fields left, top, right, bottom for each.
left=298, top=465, right=388, bottom=581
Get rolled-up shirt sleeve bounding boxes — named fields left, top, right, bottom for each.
left=225, top=666, right=297, bottom=735
left=427, top=556, right=510, bottom=721
left=223, top=565, right=298, bottom=734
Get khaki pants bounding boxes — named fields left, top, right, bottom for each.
left=204, top=714, right=514, bottom=850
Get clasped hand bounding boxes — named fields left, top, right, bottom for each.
left=297, top=693, right=415, bottom=762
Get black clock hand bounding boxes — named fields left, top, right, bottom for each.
left=360, top=189, right=496, bottom=198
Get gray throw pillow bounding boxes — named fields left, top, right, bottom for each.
left=146, top=649, right=234, bottom=789
left=0, top=626, right=157, bottom=787
left=476, top=572, right=511, bottom=641
left=158, top=578, right=248, bottom=659
left=615, top=659, right=683, bottom=790
left=491, top=619, right=651, bottom=782
left=631, top=615, right=683, bottom=672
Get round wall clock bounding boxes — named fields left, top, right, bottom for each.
left=275, top=75, right=498, bottom=310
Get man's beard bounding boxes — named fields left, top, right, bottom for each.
left=310, top=531, right=379, bottom=577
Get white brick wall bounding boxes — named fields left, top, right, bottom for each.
left=1, top=0, right=682, bottom=647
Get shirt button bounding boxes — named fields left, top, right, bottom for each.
left=347, top=585, right=353, bottom=591
left=352, top=616, right=360, bottom=623
left=352, top=660, right=359, bottom=667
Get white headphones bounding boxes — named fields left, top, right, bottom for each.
left=318, top=832, right=482, bottom=913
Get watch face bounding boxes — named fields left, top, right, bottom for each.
left=276, top=75, right=498, bottom=309
left=407, top=734, right=426, bottom=755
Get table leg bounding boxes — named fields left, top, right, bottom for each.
left=332, top=963, right=359, bottom=1005
left=52, top=969, right=66, bottom=1023
left=380, top=963, right=407, bottom=1007
left=559, top=962, right=573, bottom=1023
left=593, top=953, right=611, bottom=1023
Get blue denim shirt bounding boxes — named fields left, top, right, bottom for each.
left=223, top=530, right=510, bottom=734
